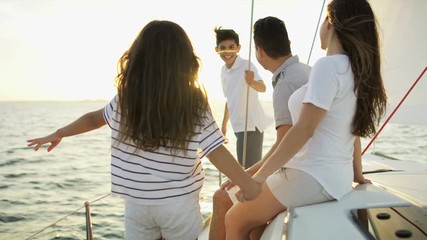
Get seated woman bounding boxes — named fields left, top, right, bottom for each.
left=224, top=0, right=387, bottom=239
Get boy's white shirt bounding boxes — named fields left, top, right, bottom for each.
left=221, top=55, right=272, bottom=133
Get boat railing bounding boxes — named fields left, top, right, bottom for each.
left=24, top=193, right=111, bottom=240
left=85, top=201, right=93, bottom=240
left=25, top=170, right=224, bottom=239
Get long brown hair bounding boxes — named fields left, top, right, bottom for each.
left=115, top=20, right=209, bottom=152
left=328, top=0, right=387, bottom=137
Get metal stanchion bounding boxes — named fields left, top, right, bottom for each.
left=84, top=201, right=93, bottom=240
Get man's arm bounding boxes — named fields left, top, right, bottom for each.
left=247, top=124, right=292, bottom=174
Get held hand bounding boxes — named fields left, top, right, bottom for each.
left=252, top=172, right=268, bottom=185
left=220, top=165, right=260, bottom=191
left=245, top=166, right=259, bottom=177
left=245, top=70, right=255, bottom=86
left=220, top=179, right=236, bottom=191
left=27, top=131, right=62, bottom=152
left=235, top=178, right=262, bottom=203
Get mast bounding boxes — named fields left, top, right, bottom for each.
left=242, top=0, right=255, bottom=169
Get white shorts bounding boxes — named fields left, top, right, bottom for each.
left=266, top=168, right=334, bottom=207
left=124, top=196, right=203, bottom=240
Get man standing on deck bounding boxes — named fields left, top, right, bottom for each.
left=209, top=16, right=311, bottom=240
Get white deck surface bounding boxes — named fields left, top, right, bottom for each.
left=287, top=184, right=411, bottom=240
left=363, top=153, right=427, bottom=208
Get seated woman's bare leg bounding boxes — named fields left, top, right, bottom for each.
left=225, top=183, right=286, bottom=240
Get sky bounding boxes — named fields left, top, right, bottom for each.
left=0, top=0, right=426, bottom=121
left=0, top=0, right=326, bottom=102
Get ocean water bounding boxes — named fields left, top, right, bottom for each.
left=1, top=101, right=426, bottom=239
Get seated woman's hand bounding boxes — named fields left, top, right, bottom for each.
left=235, top=178, right=262, bottom=202
left=354, top=174, right=372, bottom=185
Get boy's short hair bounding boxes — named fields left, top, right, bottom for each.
left=214, top=27, right=240, bottom=46
left=253, top=16, right=291, bottom=59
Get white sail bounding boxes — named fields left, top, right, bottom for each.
left=371, top=0, right=427, bottom=125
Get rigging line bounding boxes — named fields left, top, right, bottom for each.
left=362, top=66, right=427, bottom=155
left=307, top=0, right=326, bottom=65
left=25, top=193, right=111, bottom=240
left=242, top=0, right=255, bottom=169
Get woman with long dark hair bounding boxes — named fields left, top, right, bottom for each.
left=27, top=20, right=261, bottom=240
left=225, top=0, right=387, bottom=238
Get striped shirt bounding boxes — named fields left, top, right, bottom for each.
left=103, top=96, right=225, bottom=205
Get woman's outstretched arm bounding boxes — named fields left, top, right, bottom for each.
left=27, top=109, right=106, bottom=152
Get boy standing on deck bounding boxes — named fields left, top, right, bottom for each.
left=209, top=17, right=311, bottom=240
left=214, top=27, right=271, bottom=169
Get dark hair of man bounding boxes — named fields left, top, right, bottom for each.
left=115, top=20, right=209, bottom=153
left=328, top=0, right=387, bottom=138
left=253, top=16, right=291, bottom=59
left=214, top=27, right=239, bottom=46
